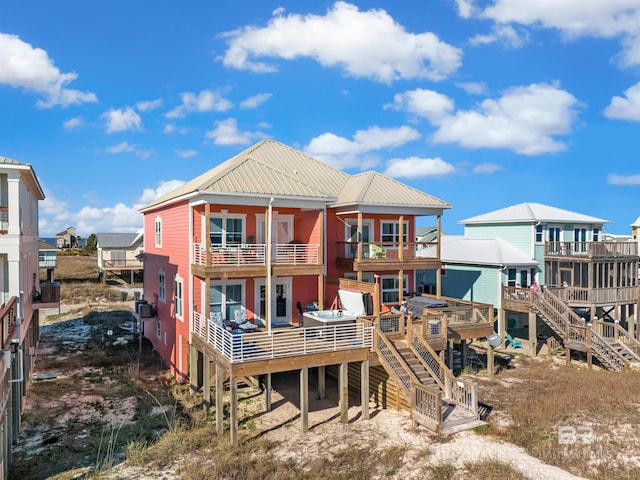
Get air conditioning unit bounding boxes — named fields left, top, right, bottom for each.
left=139, top=304, right=153, bottom=318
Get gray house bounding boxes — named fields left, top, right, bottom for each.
left=96, top=232, right=143, bottom=283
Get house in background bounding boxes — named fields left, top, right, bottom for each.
left=447, top=202, right=640, bottom=370
left=139, top=140, right=489, bottom=439
left=631, top=216, right=640, bottom=240
left=38, top=239, right=57, bottom=282
left=0, top=156, right=58, bottom=477
left=96, top=232, right=144, bottom=284
left=56, top=227, right=78, bottom=249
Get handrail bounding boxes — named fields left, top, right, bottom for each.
left=410, top=382, right=442, bottom=433
left=373, top=327, right=419, bottom=395
left=0, top=297, right=18, bottom=347
left=594, top=321, right=640, bottom=362
left=409, top=331, right=478, bottom=416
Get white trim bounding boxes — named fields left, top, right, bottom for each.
left=174, top=275, right=184, bottom=321
left=154, top=216, right=162, bottom=248
left=210, top=279, right=247, bottom=321
left=254, top=277, right=292, bottom=324
left=158, top=270, right=166, bottom=303
left=380, top=220, right=409, bottom=243
left=210, top=212, right=247, bottom=246
left=380, top=274, right=409, bottom=304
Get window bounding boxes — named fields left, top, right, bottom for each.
left=548, top=226, right=561, bottom=242
left=156, top=319, right=161, bottom=338
left=507, top=268, right=517, bottom=287
left=593, top=228, right=599, bottom=242
left=381, top=275, right=409, bottom=304
left=174, top=277, right=183, bottom=319
left=159, top=271, right=166, bottom=303
left=535, top=224, right=543, bottom=243
left=210, top=213, right=245, bottom=246
left=210, top=280, right=245, bottom=320
left=441, top=266, right=447, bottom=277
left=380, top=221, right=408, bottom=243
left=155, top=217, right=162, bottom=247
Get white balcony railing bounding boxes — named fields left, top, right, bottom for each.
left=193, top=243, right=319, bottom=267
left=193, top=311, right=373, bottom=363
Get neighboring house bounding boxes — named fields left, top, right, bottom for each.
left=56, top=227, right=77, bottom=249
left=631, top=216, right=640, bottom=240
left=139, top=140, right=488, bottom=439
left=0, top=156, right=59, bottom=477
left=450, top=202, right=639, bottom=368
left=96, top=232, right=144, bottom=283
left=38, top=239, right=57, bottom=281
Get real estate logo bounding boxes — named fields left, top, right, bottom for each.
left=557, top=425, right=593, bottom=445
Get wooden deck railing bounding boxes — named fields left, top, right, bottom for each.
left=411, top=382, right=442, bottom=433
left=193, top=243, right=320, bottom=267
left=337, top=241, right=438, bottom=261
left=593, top=320, right=640, bottom=362
left=549, top=285, right=640, bottom=305
left=193, top=311, right=373, bottom=363
left=0, top=297, right=17, bottom=349
left=545, top=241, right=638, bottom=258
left=102, top=259, right=144, bottom=269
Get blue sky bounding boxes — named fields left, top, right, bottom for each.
left=1, top=1, right=640, bottom=237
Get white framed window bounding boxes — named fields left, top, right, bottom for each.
left=210, top=212, right=246, bottom=246
left=507, top=268, right=517, bottom=287
left=380, top=275, right=409, bottom=304
left=548, top=226, right=561, bottom=242
left=174, top=276, right=183, bottom=320
left=156, top=319, right=161, bottom=339
left=159, top=270, right=166, bottom=303
left=593, top=228, right=599, bottom=242
left=380, top=221, right=408, bottom=243
left=210, top=279, right=246, bottom=321
left=155, top=216, right=162, bottom=247
left=535, top=224, right=543, bottom=243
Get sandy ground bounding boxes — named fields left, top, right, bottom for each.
left=27, top=302, right=587, bottom=480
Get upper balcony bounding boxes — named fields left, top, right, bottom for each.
left=336, top=241, right=440, bottom=272
left=545, top=241, right=638, bottom=260
left=192, top=242, right=323, bottom=278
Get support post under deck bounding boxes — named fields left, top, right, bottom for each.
left=300, top=368, right=309, bottom=432
left=339, top=362, right=348, bottom=423
left=361, top=359, right=369, bottom=420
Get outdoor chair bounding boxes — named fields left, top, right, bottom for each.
left=234, top=308, right=258, bottom=331
left=505, top=333, right=523, bottom=349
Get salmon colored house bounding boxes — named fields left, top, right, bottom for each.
left=138, top=140, right=479, bottom=441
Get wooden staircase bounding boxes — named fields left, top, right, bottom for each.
left=532, top=289, right=633, bottom=372
left=373, top=321, right=484, bottom=434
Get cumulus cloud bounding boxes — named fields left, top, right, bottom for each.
left=0, top=32, right=97, bottom=108
left=604, top=82, right=640, bottom=121
left=163, top=123, right=188, bottom=135
left=166, top=89, right=233, bottom=118
left=466, top=0, right=640, bottom=67
left=102, top=107, right=143, bottom=133
left=456, top=81, right=488, bottom=95
left=240, top=93, right=272, bottom=109
left=175, top=149, right=198, bottom=158
left=63, top=116, right=83, bottom=131
left=469, top=24, right=529, bottom=48
left=220, top=1, right=462, bottom=83
left=104, top=141, right=152, bottom=159
left=608, top=173, right=640, bottom=185
left=205, top=118, right=266, bottom=145
left=39, top=180, right=186, bottom=236
left=136, top=98, right=163, bottom=112
left=383, top=156, right=455, bottom=178
left=392, top=83, right=580, bottom=155
left=304, top=125, right=421, bottom=169
left=473, top=162, right=503, bottom=174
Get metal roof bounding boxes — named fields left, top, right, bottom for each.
left=460, top=202, right=610, bottom=225
left=0, top=155, right=45, bottom=200
left=418, top=235, right=537, bottom=267
left=141, top=140, right=450, bottom=213
left=96, top=233, right=141, bottom=248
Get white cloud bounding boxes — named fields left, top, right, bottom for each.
left=104, top=141, right=152, bottom=159
left=473, top=162, right=503, bottom=174
left=220, top=1, right=462, bottom=83
left=383, top=156, right=455, bottom=178
left=0, top=33, right=98, bottom=108
left=205, top=118, right=266, bottom=145
left=304, top=125, right=421, bottom=169
left=166, top=89, right=233, bottom=118
left=63, top=116, right=83, bottom=131
left=136, top=98, right=163, bottom=112
left=469, top=24, right=529, bottom=48
left=455, top=0, right=475, bottom=19
left=604, top=82, right=640, bottom=121
left=175, top=149, right=198, bottom=158
left=102, top=107, right=143, bottom=133
left=386, top=89, right=455, bottom=124
left=163, top=123, right=188, bottom=135
left=137, top=180, right=185, bottom=206
left=240, top=93, right=272, bottom=109
left=456, top=81, right=488, bottom=95
left=391, top=83, right=579, bottom=155
left=470, top=0, right=640, bottom=67
left=608, top=173, right=640, bottom=185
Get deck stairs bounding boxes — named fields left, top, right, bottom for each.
left=532, top=289, right=639, bottom=371
left=374, top=326, right=484, bottom=434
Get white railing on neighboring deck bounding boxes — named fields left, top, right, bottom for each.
left=193, top=243, right=320, bottom=266
left=193, top=311, right=373, bottom=363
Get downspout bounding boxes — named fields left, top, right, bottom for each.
left=267, top=197, right=274, bottom=334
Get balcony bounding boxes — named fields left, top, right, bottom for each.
left=192, top=242, right=323, bottom=278
left=545, top=241, right=638, bottom=259
left=336, top=241, right=440, bottom=272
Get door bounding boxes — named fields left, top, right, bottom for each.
left=345, top=220, right=373, bottom=258
left=257, top=214, right=293, bottom=259
left=255, top=277, right=292, bottom=325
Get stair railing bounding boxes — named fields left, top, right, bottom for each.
left=593, top=320, right=640, bottom=362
